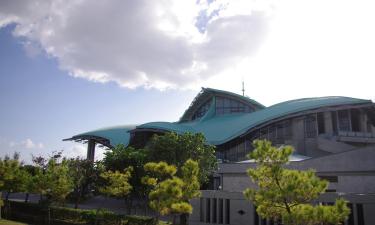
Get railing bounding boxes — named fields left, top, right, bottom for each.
left=338, top=131, right=375, bottom=138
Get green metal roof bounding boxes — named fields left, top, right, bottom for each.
left=71, top=125, right=136, bottom=147
left=137, top=96, right=372, bottom=145
left=66, top=93, right=372, bottom=147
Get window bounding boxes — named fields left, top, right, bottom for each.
left=206, top=198, right=211, bottom=223
left=351, top=109, right=361, bottom=132
left=317, top=112, right=325, bottom=134
left=216, top=96, right=253, bottom=115
left=338, top=110, right=351, bottom=131
left=225, top=199, right=230, bottom=224
left=199, top=198, right=204, bottom=222
left=192, top=100, right=212, bottom=120
left=219, top=199, right=224, bottom=224
left=212, top=199, right=217, bottom=223
left=332, top=111, right=338, bottom=134
left=304, top=115, right=317, bottom=138
left=357, top=204, right=364, bottom=225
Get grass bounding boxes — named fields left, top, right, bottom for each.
left=0, top=219, right=27, bottom=225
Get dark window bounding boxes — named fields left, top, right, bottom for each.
left=284, top=120, right=292, bottom=138
left=206, top=198, right=211, bottom=223
left=351, top=109, right=361, bottom=132
left=260, top=128, right=268, bottom=139
left=212, top=198, right=217, bottom=223
left=254, top=207, right=259, bottom=225
left=338, top=110, right=351, bottom=131
left=225, top=199, right=230, bottom=224
left=192, top=100, right=212, bottom=120
left=219, top=199, right=224, bottom=224
left=332, top=111, right=338, bottom=134
left=216, top=96, right=252, bottom=115
left=200, top=198, right=204, bottom=222
left=357, top=204, right=365, bottom=225
left=304, top=115, right=317, bottom=138
left=268, top=126, right=277, bottom=142
left=317, top=112, right=325, bottom=134
left=347, top=203, right=354, bottom=225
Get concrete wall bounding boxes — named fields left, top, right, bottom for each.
left=338, top=176, right=375, bottom=193
left=222, top=174, right=253, bottom=193
left=190, top=191, right=375, bottom=225
left=190, top=191, right=254, bottom=225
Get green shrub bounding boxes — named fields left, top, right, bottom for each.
left=3, top=201, right=157, bottom=225
left=125, top=215, right=155, bottom=225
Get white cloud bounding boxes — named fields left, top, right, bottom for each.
left=6, top=138, right=45, bottom=150
left=0, top=137, right=45, bottom=163
left=0, top=0, right=272, bottom=89
left=201, top=0, right=375, bottom=105
left=0, top=0, right=374, bottom=103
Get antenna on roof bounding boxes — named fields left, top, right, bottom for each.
left=242, top=80, right=245, bottom=96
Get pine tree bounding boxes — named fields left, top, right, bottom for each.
left=143, top=160, right=201, bottom=225
left=99, top=167, right=133, bottom=213
left=244, top=140, right=350, bottom=225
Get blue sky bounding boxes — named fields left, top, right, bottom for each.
left=1, top=0, right=374, bottom=162
left=0, top=25, right=196, bottom=162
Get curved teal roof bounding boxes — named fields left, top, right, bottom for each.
left=66, top=93, right=373, bottom=147
left=137, top=96, right=372, bottom=145
left=71, top=125, right=137, bottom=146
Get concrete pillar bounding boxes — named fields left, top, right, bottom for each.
left=87, top=139, right=95, bottom=161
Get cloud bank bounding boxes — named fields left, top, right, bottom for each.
left=0, top=0, right=271, bottom=89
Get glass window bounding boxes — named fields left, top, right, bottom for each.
left=304, top=115, right=317, bottom=138
left=192, top=100, right=212, bottom=120
left=215, top=96, right=252, bottom=115
left=338, top=110, right=351, bottom=131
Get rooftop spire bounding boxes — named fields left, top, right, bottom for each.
left=242, top=81, right=245, bottom=96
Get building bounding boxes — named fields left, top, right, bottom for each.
left=65, top=88, right=375, bottom=225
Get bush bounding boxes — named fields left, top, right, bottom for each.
left=2, top=201, right=157, bottom=225
left=125, top=215, right=155, bottom=225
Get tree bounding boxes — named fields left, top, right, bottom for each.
left=143, top=160, right=201, bottom=225
left=0, top=153, right=31, bottom=219
left=22, top=164, right=39, bottom=203
left=0, top=168, right=3, bottom=220
left=32, top=156, right=73, bottom=205
left=103, top=145, right=149, bottom=212
left=0, top=153, right=30, bottom=201
left=244, top=140, right=350, bottom=225
left=148, top=132, right=217, bottom=185
left=68, top=157, right=98, bottom=209
left=99, top=167, right=133, bottom=213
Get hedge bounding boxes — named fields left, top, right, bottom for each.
left=1, top=201, right=157, bottom=225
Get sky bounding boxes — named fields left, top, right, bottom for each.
left=0, top=0, right=374, bottom=163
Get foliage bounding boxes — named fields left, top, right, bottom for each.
left=243, top=140, right=350, bottom=225
left=147, top=132, right=217, bottom=185
left=99, top=167, right=133, bottom=200
left=0, top=153, right=30, bottom=197
left=67, top=157, right=98, bottom=208
left=0, top=219, right=27, bottom=225
left=32, top=156, right=73, bottom=205
left=143, top=160, right=201, bottom=225
left=4, top=200, right=157, bottom=225
left=103, top=145, right=149, bottom=199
